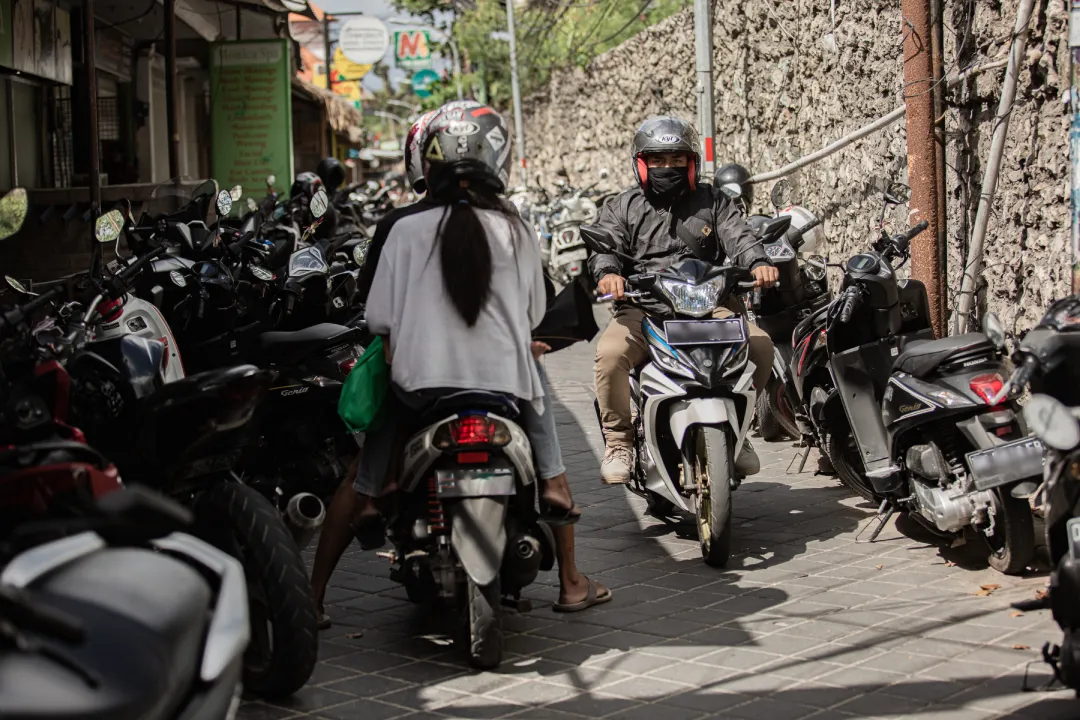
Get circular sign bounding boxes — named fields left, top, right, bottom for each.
left=338, top=17, right=390, bottom=65
left=411, top=68, right=440, bottom=98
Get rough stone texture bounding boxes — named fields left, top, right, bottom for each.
left=522, top=0, right=1067, bottom=333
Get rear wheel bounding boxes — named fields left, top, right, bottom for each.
left=985, top=488, right=1035, bottom=575
left=825, top=423, right=876, bottom=502
left=691, top=426, right=734, bottom=568
left=463, top=577, right=502, bottom=670
left=195, top=482, right=318, bottom=698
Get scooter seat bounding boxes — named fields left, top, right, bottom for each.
left=892, top=332, right=995, bottom=378
left=420, top=391, right=520, bottom=423
left=6, top=547, right=213, bottom=720
left=259, top=323, right=356, bottom=365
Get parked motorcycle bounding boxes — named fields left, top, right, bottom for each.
left=990, top=297, right=1080, bottom=687
left=580, top=224, right=760, bottom=567
left=791, top=181, right=1034, bottom=574
left=746, top=179, right=832, bottom=441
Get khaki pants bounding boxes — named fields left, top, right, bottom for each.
left=594, top=303, right=774, bottom=446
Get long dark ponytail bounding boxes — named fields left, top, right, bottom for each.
left=434, top=185, right=518, bottom=327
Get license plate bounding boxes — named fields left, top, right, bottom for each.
left=1068, top=518, right=1080, bottom=561
left=435, top=468, right=515, bottom=498
left=966, top=437, right=1045, bottom=491
left=664, top=318, right=746, bottom=346
left=557, top=248, right=588, bottom=264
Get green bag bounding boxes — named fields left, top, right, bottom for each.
left=338, top=336, right=389, bottom=433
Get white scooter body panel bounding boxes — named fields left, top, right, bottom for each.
left=94, top=294, right=185, bottom=382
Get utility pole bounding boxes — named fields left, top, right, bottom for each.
left=1072, top=0, right=1080, bottom=293
left=693, top=0, right=715, bottom=178
left=324, top=14, right=334, bottom=157
left=505, top=0, right=526, bottom=187
left=901, top=0, right=944, bottom=336
left=165, top=0, right=179, bottom=180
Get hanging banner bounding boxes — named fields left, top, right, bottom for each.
left=394, top=30, right=432, bottom=70
left=338, top=16, right=389, bottom=65
left=333, top=47, right=371, bottom=81
left=210, top=40, right=294, bottom=207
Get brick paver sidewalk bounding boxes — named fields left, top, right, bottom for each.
left=240, top=318, right=1077, bottom=720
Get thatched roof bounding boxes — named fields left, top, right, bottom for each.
left=292, top=77, right=365, bottom=144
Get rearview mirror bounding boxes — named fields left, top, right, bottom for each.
left=1024, top=394, right=1080, bottom=451
left=983, top=313, right=1006, bottom=350
left=0, top=188, right=28, bottom=241
left=229, top=185, right=243, bottom=201
left=884, top=182, right=910, bottom=205
left=216, top=189, right=233, bottom=217
left=247, top=198, right=258, bottom=213
left=310, top=188, right=329, bottom=219
left=95, top=209, right=125, bottom=244
left=5, top=275, right=34, bottom=296
left=579, top=225, right=617, bottom=255
left=770, top=179, right=793, bottom=210
left=266, top=175, right=276, bottom=188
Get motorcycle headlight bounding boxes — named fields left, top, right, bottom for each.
left=660, top=278, right=723, bottom=317
left=288, top=247, right=328, bottom=278
left=352, top=241, right=369, bottom=267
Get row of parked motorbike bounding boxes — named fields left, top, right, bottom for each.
left=0, top=166, right=414, bottom=719
left=582, top=170, right=1079, bottom=691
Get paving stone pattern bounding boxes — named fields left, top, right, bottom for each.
left=240, top=320, right=1077, bottom=720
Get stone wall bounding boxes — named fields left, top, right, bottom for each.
left=521, top=0, right=1068, bottom=335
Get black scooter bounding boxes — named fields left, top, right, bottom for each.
left=792, top=182, right=1034, bottom=574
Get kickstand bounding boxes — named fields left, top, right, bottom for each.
left=855, top=500, right=896, bottom=544
left=787, top=441, right=810, bottom=475
left=1021, top=644, right=1067, bottom=692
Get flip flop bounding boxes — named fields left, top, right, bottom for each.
left=539, top=501, right=582, bottom=527
left=552, top=576, right=612, bottom=613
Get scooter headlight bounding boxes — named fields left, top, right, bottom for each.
left=288, top=246, right=328, bottom=278
left=659, top=278, right=723, bottom=317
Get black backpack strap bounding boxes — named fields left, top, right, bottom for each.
left=673, top=189, right=720, bottom=262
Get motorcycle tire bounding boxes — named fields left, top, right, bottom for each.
left=825, top=425, right=876, bottom=502
left=196, top=482, right=318, bottom=698
left=692, top=426, right=733, bottom=568
left=985, top=488, right=1035, bottom=575
left=463, top=577, right=502, bottom=670
left=1045, top=467, right=1080, bottom=570
left=756, top=378, right=798, bottom=442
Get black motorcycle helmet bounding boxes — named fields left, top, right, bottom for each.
left=630, top=116, right=700, bottom=192
left=316, top=157, right=346, bottom=192
left=715, top=163, right=753, bottom=208
left=423, top=103, right=512, bottom=197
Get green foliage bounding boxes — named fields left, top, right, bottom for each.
left=389, top=0, right=688, bottom=112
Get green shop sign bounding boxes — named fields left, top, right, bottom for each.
left=210, top=40, right=294, bottom=209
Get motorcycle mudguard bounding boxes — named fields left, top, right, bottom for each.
left=450, top=497, right=508, bottom=587
left=668, top=398, right=740, bottom=451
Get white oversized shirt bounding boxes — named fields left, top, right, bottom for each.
left=364, top=205, right=547, bottom=412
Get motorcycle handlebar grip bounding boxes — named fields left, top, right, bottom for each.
left=793, top=217, right=822, bottom=238
left=839, top=290, right=859, bottom=323
left=896, top=220, right=930, bottom=251
left=284, top=292, right=296, bottom=315
left=118, top=244, right=168, bottom=284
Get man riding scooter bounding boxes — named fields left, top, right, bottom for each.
left=590, top=116, right=779, bottom=484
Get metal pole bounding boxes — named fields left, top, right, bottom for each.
left=1071, top=0, right=1080, bottom=293
left=505, top=0, right=526, bottom=187
left=6, top=80, right=17, bottom=187
left=693, top=0, right=715, bottom=178
left=164, top=0, right=179, bottom=180
left=324, top=14, right=333, bottom=157
left=448, top=37, right=463, bottom=100
left=955, top=0, right=1035, bottom=330
left=901, top=0, right=944, bottom=337
left=931, top=0, right=948, bottom=326
left=84, top=0, right=100, bottom=210
left=235, top=6, right=241, bottom=40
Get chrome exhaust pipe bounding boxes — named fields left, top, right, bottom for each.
left=284, top=493, right=325, bottom=551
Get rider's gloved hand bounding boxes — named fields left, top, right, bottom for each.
left=598, top=274, right=626, bottom=300
left=750, top=265, right=779, bottom=288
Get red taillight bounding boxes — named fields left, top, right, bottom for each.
left=339, top=357, right=357, bottom=375
left=970, top=373, right=1004, bottom=405
left=453, top=416, right=497, bottom=445
left=457, top=451, right=490, bottom=464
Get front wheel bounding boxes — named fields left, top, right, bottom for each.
left=691, top=426, right=734, bottom=568
left=984, top=488, right=1035, bottom=575
left=195, top=482, right=318, bottom=698
left=825, top=422, right=875, bottom=502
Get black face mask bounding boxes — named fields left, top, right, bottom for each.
left=645, top=167, right=690, bottom=203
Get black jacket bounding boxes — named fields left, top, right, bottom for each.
left=356, top=197, right=437, bottom=304
left=587, top=185, right=769, bottom=313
